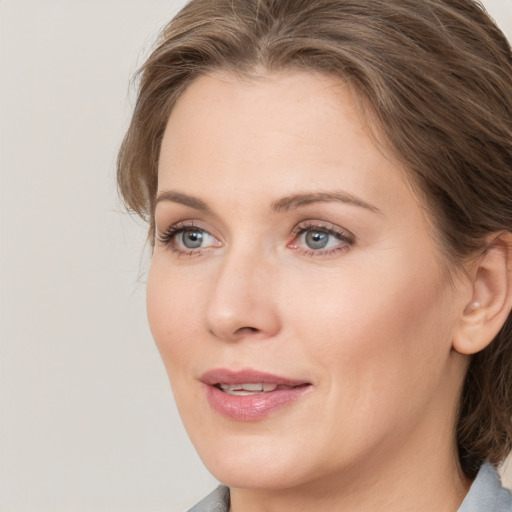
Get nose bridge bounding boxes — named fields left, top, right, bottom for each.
left=205, top=241, right=280, bottom=341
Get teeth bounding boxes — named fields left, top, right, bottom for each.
left=241, top=383, right=264, bottom=391
left=218, top=383, right=279, bottom=395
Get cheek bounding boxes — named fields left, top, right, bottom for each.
left=282, top=254, right=455, bottom=411
left=286, top=259, right=449, bottom=341
left=146, top=259, right=206, bottom=373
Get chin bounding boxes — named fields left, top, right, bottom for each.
left=205, top=456, right=308, bottom=491
left=187, top=425, right=333, bottom=492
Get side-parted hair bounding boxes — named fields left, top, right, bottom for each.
left=117, top=0, right=512, bottom=477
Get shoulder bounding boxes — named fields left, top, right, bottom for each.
left=458, top=462, right=511, bottom=512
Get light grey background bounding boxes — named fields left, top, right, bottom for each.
left=1, top=1, right=511, bottom=511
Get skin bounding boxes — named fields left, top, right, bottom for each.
left=147, top=71, right=475, bottom=511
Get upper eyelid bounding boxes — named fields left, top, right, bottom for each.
left=155, top=214, right=229, bottom=241
left=292, top=220, right=354, bottom=238
left=154, top=203, right=225, bottom=235
left=157, top=219, right=214, bottom=236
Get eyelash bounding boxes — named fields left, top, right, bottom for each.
left=156, top=220, right=355, bottom=258
left=157, top=221, right=213, bottom=257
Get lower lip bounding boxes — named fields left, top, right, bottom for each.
left=204, top=385, right=312, bottom=421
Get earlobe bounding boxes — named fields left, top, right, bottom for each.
left=453, top=233, right=512, bottom=355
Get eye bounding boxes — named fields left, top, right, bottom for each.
left=178, top=229, right=212, bottom=249
left=157, top=222, right=221, bottom=254
left=302, top=230, right=337, bottom=250
left=288, top=222, right=354, bottom=256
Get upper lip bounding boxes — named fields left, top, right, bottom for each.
left=200, top=368, right=311, bottom=387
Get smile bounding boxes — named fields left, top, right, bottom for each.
left=217, top=383, right=294, bottom=395
left=201, top=369, right=312, bottom=421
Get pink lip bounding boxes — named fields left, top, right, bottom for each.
left=200, top=368, right=312, bottom=421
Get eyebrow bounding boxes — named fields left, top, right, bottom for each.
left=271, top=191, right=381, bottom=214
left=155, top=190, right=381, bottom=214
left=155, top=191, right=212, bottom=213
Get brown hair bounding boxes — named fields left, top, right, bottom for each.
left=117, top=0, right=512, bottom=477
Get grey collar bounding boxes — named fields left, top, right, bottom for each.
left=187, top=485, right=229, bottom=512
left=458, top=462, right=511, bottom=512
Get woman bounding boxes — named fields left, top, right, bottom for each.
left=117, top=0, right=512, bottom=510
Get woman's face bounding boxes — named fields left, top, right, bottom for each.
left=148, top=71, right=468, bottom=491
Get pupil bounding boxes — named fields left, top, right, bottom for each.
left=306, top=231, right=328, bottom=249
left=183, top=230, right=203, bottom=249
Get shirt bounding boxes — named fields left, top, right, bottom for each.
left=187, top=462, right=512, bottom=512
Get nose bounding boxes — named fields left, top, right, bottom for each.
left=205, top=247, right=281, bottom=342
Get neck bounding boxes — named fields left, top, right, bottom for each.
left=230, top=443, right=470, bottom=512
left=229, top=387, right=472, bottom=512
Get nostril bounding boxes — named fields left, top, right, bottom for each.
left=208, top=326, right=259, bottom=338
left=235, top=326, right=259, bottom=335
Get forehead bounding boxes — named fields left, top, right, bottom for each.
left=159, top=71, right=397, bottom=195
left=160, top=72, right=427, bottom=224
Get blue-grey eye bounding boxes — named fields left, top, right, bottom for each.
left=180, top=230, right=207, bottom=249
left=305, top=230, right=330, bottom=249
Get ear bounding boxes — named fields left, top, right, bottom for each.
left=453, top=233, right=512, bottom=355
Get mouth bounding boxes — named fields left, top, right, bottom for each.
left=216, top=382, right=303, bottom=396
left=200, top=368, right=312, bottom=421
